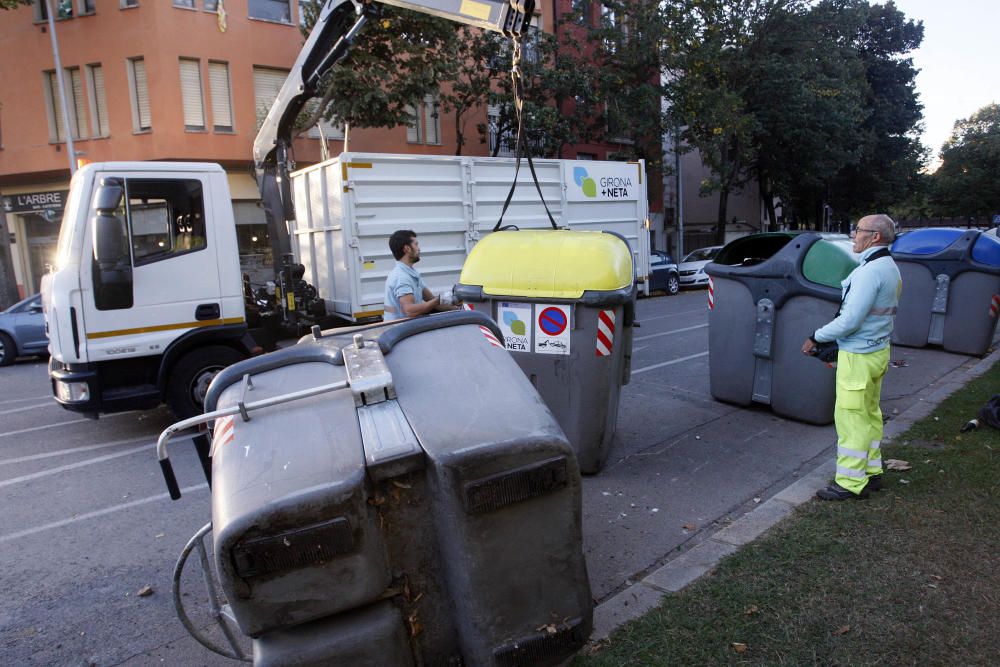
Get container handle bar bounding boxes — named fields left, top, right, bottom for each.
left=157, top=378, right=348, bottom=500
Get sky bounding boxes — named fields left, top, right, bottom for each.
left=889, top=0, right=1000, bottom=168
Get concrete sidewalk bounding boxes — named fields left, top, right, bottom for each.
left=589, top=343, right=1000, bottom=644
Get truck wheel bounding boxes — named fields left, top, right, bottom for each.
left=166, top=346, right=245, bottom=420
left=0, top=332, right=15, bottom=366
left=667, top=274, right=680, bottom=295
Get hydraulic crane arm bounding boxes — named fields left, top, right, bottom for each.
left=253, top=0, right=535, bottom=265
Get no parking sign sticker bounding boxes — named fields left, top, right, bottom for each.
left=535, top=304, right=571, bottom=355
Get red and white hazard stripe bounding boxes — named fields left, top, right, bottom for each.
left=463, top=303, right=474, bottom=311
left=595, top=309, right=615, bottom=357
left=989, top=294, right=1000, bottom=319
left=707, top=277, right=715, bottom=310
left=480, top=325, right=503, bottom=347
left=210, top=415, right=235, bottom=457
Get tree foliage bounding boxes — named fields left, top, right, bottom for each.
left=299, top=0, right=461, bottom=132
left=0, top=0, right=31, bottom=9
left=930, top=103, right=1000, bottom=220
left=662, top=0, right=924, bottom=236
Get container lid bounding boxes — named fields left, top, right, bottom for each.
left=891, top=228, right=965, bottom=255
left=971, top=232, right=1000, bottom=267
left=802, top=237, right=858, bottom=287
left=459, top=230, right=633, bottom=299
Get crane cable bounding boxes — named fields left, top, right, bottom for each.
left=492, top=35, right=559, bottom=232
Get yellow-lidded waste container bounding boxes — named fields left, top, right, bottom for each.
left=455, top=230, right=636, bottom=474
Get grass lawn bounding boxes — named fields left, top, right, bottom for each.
left=577, top=363, right=999, bottom=666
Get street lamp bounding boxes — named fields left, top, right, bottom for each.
left=45, top=0, right=77, bottom=176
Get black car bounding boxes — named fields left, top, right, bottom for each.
left=648, top=251, right=680, bottom=295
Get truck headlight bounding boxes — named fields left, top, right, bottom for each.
left=55, top=380, right=90, bottom=403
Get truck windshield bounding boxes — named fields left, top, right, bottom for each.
left=54, top=169, right=86, bottom=271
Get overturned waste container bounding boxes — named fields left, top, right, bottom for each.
left=160, top=310, right=592, bottom=666
left=891, top=228, right=1000, bottom=356
left=704, top=233, right=858, bottom=425
left=455, top=230, right=636, bottom=474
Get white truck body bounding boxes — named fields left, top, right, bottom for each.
left=290, top=152, right=652, bottom=321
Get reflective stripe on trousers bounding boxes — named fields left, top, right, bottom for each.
left=834, top=347, right=890, bottom=494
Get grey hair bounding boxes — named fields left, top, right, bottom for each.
left=860, top=214, right=896, bottom=244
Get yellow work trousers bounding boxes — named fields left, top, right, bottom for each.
left=834, top=348, right=890, bottom=494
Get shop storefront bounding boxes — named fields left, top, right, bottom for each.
left=1, top=188, right=68, bottom=298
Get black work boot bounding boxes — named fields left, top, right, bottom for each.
left=816, top=482, right=869, bottom=501
left=867, top=474, right=883, bottom=492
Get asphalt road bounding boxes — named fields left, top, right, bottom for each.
left=0, top=290, right=992, bottom=666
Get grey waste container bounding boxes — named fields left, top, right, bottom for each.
left=704, top=232, right=858, bottom=425
left=200, top=310, right=592, bottom=666
left=454, top=229, right=636, bottom=474
left=891, top=228, right=1000, bottom=356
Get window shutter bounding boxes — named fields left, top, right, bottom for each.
left=69, top=68, right=87, bottom=139
left=424, top=95, right=440, bottom=145
left=405, top=104, right=420, bottom=143
left=179, top=59, right=205, bottom=129
left=47, top=72, right=66, bottom=142
left=208, top=61, right=233, bottom=131
left=90, top=65, right=110, bottom=137
left=133, top=59, right=152, bottom=130
left=253, top=66, right=289, bottom=129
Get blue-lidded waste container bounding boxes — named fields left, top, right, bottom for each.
left=891, top=228, right=1000, bottom=356
left=704, top=233, right=858, bottom=425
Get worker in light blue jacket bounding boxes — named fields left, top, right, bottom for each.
left=802, top=214, right=902, bottom=501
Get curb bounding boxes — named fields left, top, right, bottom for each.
left=589, top=342, right=1000, bottom=644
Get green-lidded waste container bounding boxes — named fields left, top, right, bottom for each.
left=704, top=232, right=858, bottom=425
left=196, top=310, right=592, bottom=666
left=891, top=228, right=1000, bottom=356
left=455, top=229, right=635, bottom=474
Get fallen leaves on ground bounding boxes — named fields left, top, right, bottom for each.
left=886, top=459, right=912, bottom=471
left=832, top=625, right=851, bottom=636
left=731, top=642, right=748, bottom=653
left=682, top=523, right=697, bottom=531
left=744, top=605, right=759, bottom=615
left=136, top=586, right=154, bottom=597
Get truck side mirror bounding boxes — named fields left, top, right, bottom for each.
left=94, top=178, right=124, bottom=213
left=94, top=213, right=127, bottom=266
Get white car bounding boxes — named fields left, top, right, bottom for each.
left=678, top=245, right=724, bottom=287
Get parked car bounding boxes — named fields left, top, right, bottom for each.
left=648, top=251, right=680, bottom=295
left=0, top=294, right=48, bottom=366
left=678, top=245, right=724, bottom=287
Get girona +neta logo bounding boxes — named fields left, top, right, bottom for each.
left=573, top=166, right=597, bottom=198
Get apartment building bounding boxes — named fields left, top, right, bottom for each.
left=0, top=0, right=648, bottom=301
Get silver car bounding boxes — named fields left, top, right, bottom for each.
left=0, top=294, right=48, bottom=366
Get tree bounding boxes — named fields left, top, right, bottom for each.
left=298, top=1, right=462, bottom=133
left=663, top=0, right=799, bottom=244
left=750, top=0, right=869, bottom=230
left=0, top=0, right=31, bottom=9
left=582, top=0, right=666, bottom=166
left=439, top=28, right=498, bottom=155
left=827, top=0, right=925, bottom=221
left=930, top=104, right=1000, bottom=220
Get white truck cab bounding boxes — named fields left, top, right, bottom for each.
left=42, top=162, right=254, bottom=418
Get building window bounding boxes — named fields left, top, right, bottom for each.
left=127, top=57, right=152, bottom=132
left=204, top=0, right=219, bottom=10
left=252, top=66, right=289, bottom=129
left=249, top=0, right=291, bottom=23
left=179, top=58, right=206, bottom=131
left=67, top=67, right=88, bottom=139
left=121, top=0, right=139, bottom=7
left=572, top=0, right=591, bottom=25
left=208, top=61, right=233, bottom=132
left=172, top=0, right=195, bottom=8
left=36, top=0, right=95, bottom=19
left=305, top=100, right=345, bottom=141
left=406, top=94, right=440, bottom=145
left=44, top=69, right=85, bottom=142
left=85, top=64, right=110, bottom=137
